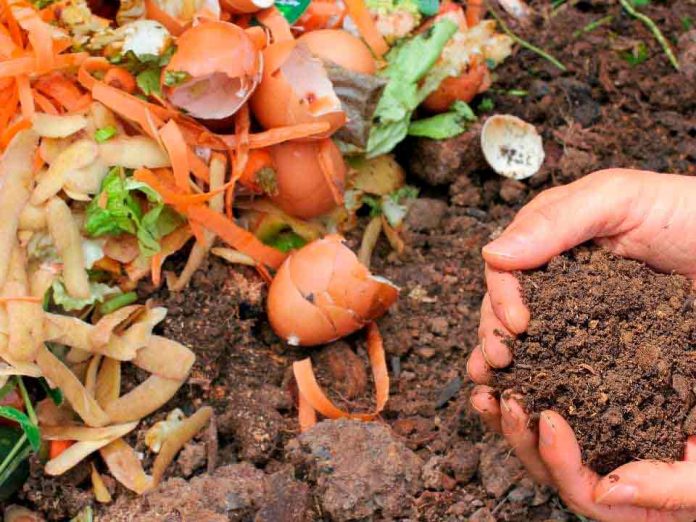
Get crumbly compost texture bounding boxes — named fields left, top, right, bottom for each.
left=496, top=247, right=696, bottom=475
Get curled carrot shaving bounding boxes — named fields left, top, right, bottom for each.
left=227, top=104, right=250, bottom=218
left=187, top=149, right=210, bottom=183
left=185, top=204, right=287, bottom=269
left=293, top=322, right=388, bottom=430
left=297, top=390, right=318, bottom=432
left=35, top=72, right=87, bottom=112
left=219, top=121, right=331, bottom=149
left=159, top=120, right=191, bottom=193
left=465, top=0, right=483, bottom=27
left=133, top=168, right=232, bottom=206
left=91, top=82, right=168, bottom=139
left=151, top=252, right=163, bottom=286
left=103, top=67, right=136, bottom=94
left=256, top=7, right=293, bottom=43
left=15, top=74, right=34, bottom=120
left=77, top=57, right=110, bottom=91
left=0, top=51, right=88, bottom=79
left=0, top=0, right=22, bottom=46
left=317, top=138, right=343, bottom=206
left=342, top=0, right=388, bottom=56
left=32, top=88, right=58, bottom=114
left=0, top=117, right=30, bottom=148
left=0, top=23, right=19, bottom=57
left=0, top=88, right=18, bottom=137
left=10, top=0, right=55, bottom=72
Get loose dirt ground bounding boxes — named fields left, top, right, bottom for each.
left=17, top=0, right=696, bottom=519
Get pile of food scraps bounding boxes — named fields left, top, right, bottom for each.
left=0, top=0, right=525, bottom=512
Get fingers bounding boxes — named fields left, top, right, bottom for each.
left=500, top=395, right=553, bottom=485
left=484, top=266, right=529, bottom=335
left=536, top=411, right=679, bottom=522
left=684, top=436, right=696, bottom=462
left=478, top=295, right=515, bottom=366
left=469, top=385, right=501, bottom=433
left=466, top=344, right=492, bottom=384
left=594, top=461, right=696, bottom=510
left=483, top=169, right=639, bottom=271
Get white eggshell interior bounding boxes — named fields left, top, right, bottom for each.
left=480, top=114, right=545, bottom=180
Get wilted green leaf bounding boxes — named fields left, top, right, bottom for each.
left=0, top=407, right=39, bottom=452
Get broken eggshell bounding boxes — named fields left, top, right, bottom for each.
left=298, top=29, right=376, bottom=75
left=480, top=114, right=544, bottom=180
left=268, top=138, right=346, bottom=219
left=162, top=21, right=261, bottom=121
left=267, top=235, right=398, bottom=346
left=250, top=41, right=345, bottom=137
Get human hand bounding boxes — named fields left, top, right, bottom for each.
left=467, top=168, right=696, bottom=521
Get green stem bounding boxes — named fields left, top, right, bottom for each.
left=16, top=377, right=37, bottom=425
left=487, top=6, right=567, bottom=72
left=0, top=434, right=27, bottom=479
left=618, top=0, right=680, bottom=70
left=573, top=15, right=613, bottom=37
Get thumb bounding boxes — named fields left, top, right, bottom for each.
left=482, top=169, right=641, bottom=271
left=594, top=460, right=696, bottom=510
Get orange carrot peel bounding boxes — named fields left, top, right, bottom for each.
left=293, top=322, right=389, bottom=431
left=342, top=0, right=388, bottom=56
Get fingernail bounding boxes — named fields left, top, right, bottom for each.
left=469, top=391, right=493, bottom=413
left=479, top=338, right=494, bottom=367
left=539, top=412, right=556, bottom=446
left=483, top=236, right=528, bottom=260
left=595, top=484, right=638, bottom=505
left=504, top=305, right=528, bottom=334
left=500, top=397, right=519, bottom=430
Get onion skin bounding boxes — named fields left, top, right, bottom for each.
left=268, top=139, right=345, bottom=219
left=267, top=235, right=398, bottom=346
left=298, top=30, right=376, bottom=75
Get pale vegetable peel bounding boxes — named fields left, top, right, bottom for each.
left=44, top=421, right=138, bottom=475
left=151, top=406, right=212, bottom=485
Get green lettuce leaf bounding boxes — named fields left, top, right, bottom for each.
left=85, top=169, right=142, bottom=237
left=51, top=279, right=119, bottom=312
left=137, top=205, right=185, bottom=257
left=408, top=100, right=476, bottom=139
left=85, top=169, right=183, bottom=257
left=366, top=19, right=458, bottom=157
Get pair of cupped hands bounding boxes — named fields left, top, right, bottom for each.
left=468, top=169, right=696, bottom=522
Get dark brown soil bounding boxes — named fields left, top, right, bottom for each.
left=14, top=0, right=696, bottom=519
left=495, top=247, right=696, bottom=475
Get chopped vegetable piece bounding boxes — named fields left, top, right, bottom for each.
left=407, top=100, right=475, bottom=139
left=94, top=126, right=117, bottom=143
left=98, top=292, right=139, bottom=315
